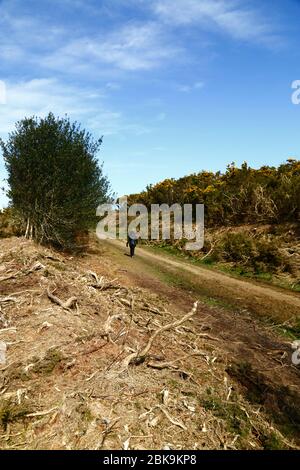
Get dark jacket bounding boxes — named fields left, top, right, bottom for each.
left=127, top=235, right=137, bottom=247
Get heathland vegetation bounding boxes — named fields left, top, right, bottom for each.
left=128, top=160, right=300, bottom=289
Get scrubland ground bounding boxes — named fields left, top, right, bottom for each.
left=0, top=236, right=300, bottom=450
left=143, top=223, right=300, bottom=293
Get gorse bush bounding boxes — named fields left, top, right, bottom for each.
left=253, top=238, right=285, bottom=272
left=215, top=232, right=289, bottom=274
left=128, top=160, right=300, bottom=227
left=220, top=232, right=253, bottom=263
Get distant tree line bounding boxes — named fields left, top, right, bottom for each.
left=128, top=160, right=300, bottom=227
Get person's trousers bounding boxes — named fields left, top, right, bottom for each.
left=130, top=245, right=135, bottom=257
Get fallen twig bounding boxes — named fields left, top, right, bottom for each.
left=160, top=407, right=187, bottom=431
left=97, top=417, right=120, bottom=449
left=26, top=407, right=58, bottom=418
left=0, top=296, right=17, bottom=304
left=122, top=301, right=198, bottom=368
left=47, top=289, right=77, bottom=311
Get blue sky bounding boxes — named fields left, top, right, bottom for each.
left=0, top=0, right=300, bottom=207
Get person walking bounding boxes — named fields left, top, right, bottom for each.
left=127, top=232, right=137, bottom=257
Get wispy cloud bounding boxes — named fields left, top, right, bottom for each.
left=152, top=0, right=279, bottom=46
left=0, top=0, right=280, bottom=82
left=42, top=23, right=182, bottom=74
left=0, top=78, right=152, bottom=137
left=0, top=7, right=66, bottom=65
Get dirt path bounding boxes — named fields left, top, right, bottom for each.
left=89, top=239, right=300, bottom=373
left=101, top=240, right=300, bottom=324
left=84, top=238, right=300, bottom=443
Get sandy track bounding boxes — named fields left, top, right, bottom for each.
left=104, top=240, right=300, bottom=322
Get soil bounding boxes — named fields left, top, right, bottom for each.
left=0, top=236, right=299, bottom=450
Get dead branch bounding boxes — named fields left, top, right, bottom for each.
left=0, top=261, right=45, bottom=283
left=147, top=350, right=207, bottom=370
left=160, top=407, right=187, bottom=431
left=200, top=241, right=215, bottom=261
left=97, top=417, right=120, bottom=450
left=26, top=407, right=58, bottom=418
left=0, top=296, right=17, bottom=304
left=141, top=304, right=164, bottom=316
left=0, top=327, right=17, bottom=333
left=119, top=298, right=131, bottom=308
left=197, top=333, right=220, bottom=342
left=122, top=301, right=198, bottom=368
left=147, top=361, right=178, bottom=370
left=102, top=313, right=126, bottom=340
left=46, top=289, right=77, bottom=311
left=27, top=262, right=46, bottom=273
left=42, top=254, right=64, bottom=263
left=0, top=274, right=16, bottom=282
left=87, top=271, right=120, bottom=291
left=87, top=270, right=100, bottom=284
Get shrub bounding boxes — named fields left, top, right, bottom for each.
left=0, top=207, right=23, bottom=238
left=220, top=232, right=254, bottom=263
left=215, top=232, right=289, bottom=274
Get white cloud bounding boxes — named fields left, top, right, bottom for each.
left=0, top=78, right=152, bottom=137
left=152, top=0, right=277, bottom=45
left=0, top=76, right=154, bottom=207
left=0, top=79, right=96, bottom=134
left=0, top=8, right=67, bottom=65
left=42, top=23, right=182, bottom=73
left=0, top=0, right=280, bottom=85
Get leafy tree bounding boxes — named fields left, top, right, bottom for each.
left=0, top=113, right=111, bottom=249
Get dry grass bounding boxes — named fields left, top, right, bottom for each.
left=0, top=237, right=299, bottom=450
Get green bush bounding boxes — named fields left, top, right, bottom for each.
left=220, top=232, right=253, bottom=263
left=0, top=207, right=23, bottom=238
left=253, top=238, right=286, bottom=273
left=215, top=232, right=289, bottom=274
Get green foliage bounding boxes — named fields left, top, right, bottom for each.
left=0, top=207, right=23, bottom=238
left=128, top=161, right=299, bottom=278
left=216, top=232, right=289, bottom=274
left=129, top=159, right=300, bottom=226
left=1, top=113, right=111, bottom=249
left=260, top=432, right=287, bottom=450
left=220, top=232, right=253, bottom=263
left=0, top=400, right=31, bottom=431
left=32, top=348, right=64, bottom=375
left=201, top=393, right=251, bottom=440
